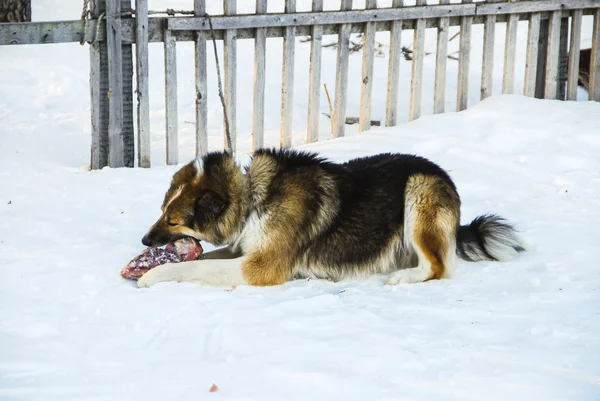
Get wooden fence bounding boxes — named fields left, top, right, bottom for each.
left=1, top=0, right=600, bottom=169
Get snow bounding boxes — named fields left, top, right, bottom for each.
left=1, top=1, right=600, bottom=400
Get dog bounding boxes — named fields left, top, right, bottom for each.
left=137, top=148, right=525, bottom=288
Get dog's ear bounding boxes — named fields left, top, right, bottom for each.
left=195, top=191, right=226, bottom=215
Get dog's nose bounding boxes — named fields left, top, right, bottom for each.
left=141, top=234, right=152, bottom=247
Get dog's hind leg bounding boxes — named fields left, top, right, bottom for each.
left=386, top=175, right=459, bottom=285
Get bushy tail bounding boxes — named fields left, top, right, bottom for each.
left=456, top=214, right=526, bottom=262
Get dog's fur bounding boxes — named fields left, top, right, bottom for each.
left=138, top=149, right=525, bottom=288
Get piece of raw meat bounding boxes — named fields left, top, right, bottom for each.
left=121, top=238, right=203, bottom=280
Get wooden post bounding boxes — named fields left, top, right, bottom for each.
left=0, top=0, right=31, bottom=22
left=281, top=0, right=296, bottom=148
left=524, top=12, right=541, bottom=97
left=481, top=0, right=500, bottom=100
left=556, top=17, right=569, bottom=100
left=224, top=0, right=237, bottom=152
left=90, top=0, right=109, bottom=169
left=135, top=0, right=150, bottom=167
left=106, top=0, right=126, bottom=167
left=385, top=0, right=403, bottom=125
left=502, top=0, right=519, bottom=94
left=544, top=11, right=562, bottom=99
left=120, top=0, right=135, bottom=167
left=195, top=0, right=209, bottom=157
left=590, top=9, right=600, bottom=101
left=434, top=0, right=449, bottom=113
left=535, top=18, right=549, bottom=99
left=456, top=0, right=473, bottom=111
left=307, top=0, right=323, bottom=142
left=164, top=28, right=178, bottom=165
left=253, top=0, right=267, bottom=150
left=332, top=0, right=352, bottom=138
left=409, top=0, right=426, bottom=121
left=91, top=0, right=134, bottom=169
left=567, top=10, right=583, bottom=101
left=358, top=0, right=377, bottom=132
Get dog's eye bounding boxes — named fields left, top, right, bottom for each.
left=166, top=221, right=179, bottom=227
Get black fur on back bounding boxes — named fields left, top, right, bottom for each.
left=251, top=149, right=459, bottom=273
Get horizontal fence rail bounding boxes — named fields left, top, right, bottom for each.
left=1, top=0, right=599, bottom=169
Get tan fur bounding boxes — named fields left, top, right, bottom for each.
left=388, top=174, right=459, bottom=283
left=140, top=152, right=492, bottom=289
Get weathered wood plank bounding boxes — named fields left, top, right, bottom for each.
left=195, top=0, right=208, bottom=157
left=106, top=0, right=126, bottom=168
left=90, top=41, right=106, bottom=169
left=253, top=0, right=267, bottom=151
left=535, top=17, right=549, bottom=98
left=544, top=10, right=562, bottom=99
left=164, top=28, right=178, bottom=165
left=481, top=0, right=500, bottom=100
left=556, top=17, right=568, bottom=100
left=333, top=0, right=353, bottom=138
left=2, top=10, right=596, bottom=46
left=169, top=4, right=476, bottom=32
left=307, top=0, right=323, bottom=143
left=524, top=12, right=540, bottom=97
left=457, top=0, right=473, bottom=111
left=566, top=10, right=582, bottom=101
left=135, top=0, right=150, bottom=167
left=590, top=9, right=600, bottom=101
left=434, top=0, right=449, bottom=113
left=477, top=0, right=599, bottom=15
left=359, top=0, right=377, bottom=132
left=0, top=20, right=93, bottom=45
left=409, top=0, right=427, bottom=121
left=523, top=13, right=541, bottom=97
left=89, top=0, right=108, bottom=170
left=168, top=1, right=598, bottom=32
left=224, top=0, right=237, bottom=152
left=385, top=0, right=403, bottom=126
left=281, top=0, right=296, bottom=148
left=502, top=0, right=519, bottom=94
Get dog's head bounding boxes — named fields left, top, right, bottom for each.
left=142, top=152, right=248, bottom=247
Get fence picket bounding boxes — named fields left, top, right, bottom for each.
left=281, top=0, right=296, bottom=148
left=253, top=0, right=267, bottom=151
left=434, top=0, right=449, bottom=114
left=502, top=0, right=519, bottom=94
left=457, top=0, right=473, bottom=111
left=567, top=10, right=583, bottom=101
left=307, top=0, right=323, bottom=143
left=224, top=0, right=237, bottom=152
left=481, top=0, right=500, bottom=100
left=135, top=0, right=150, bottom=167
left=590, top=9, right=600, bottom=101
left=359, top=0, right=377, bottom=132
left=409, top=0, right=426, bottom=121
left=524, top=12, right=541, bottom=97
left=385, top=0, right=403, bottom=126
left=194, top=0, right=208, bottom=157
left=544, top=11, right=562, bottom=99
left=106, top=0, right=125, bottom=167
left=333, top=0, right=352, bottom=138
left=164, top=28, right=178, bottom=165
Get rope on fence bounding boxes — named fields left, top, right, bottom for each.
left=205, top=12, right=233, bottom=155
left=79, top=0, right=105, bottom=45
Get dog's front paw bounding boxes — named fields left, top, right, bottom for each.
left=137, top=262, right=182, bottom=288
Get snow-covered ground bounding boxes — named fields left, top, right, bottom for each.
left=1, top=1, right=600, bottom=400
